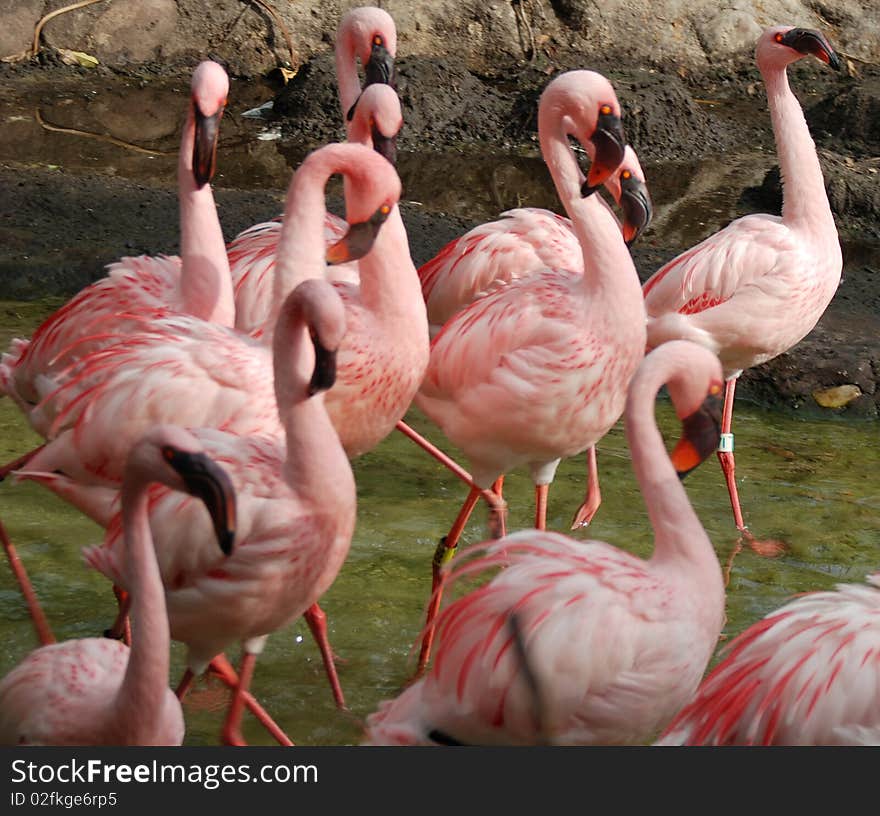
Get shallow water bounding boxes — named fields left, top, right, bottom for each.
left=0, top=74, right=878, bottom=746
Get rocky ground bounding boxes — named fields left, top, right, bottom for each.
left=0, top=2, right=878, bottom=416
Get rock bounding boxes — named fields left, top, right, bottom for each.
left=0, top=0, right=43, bottom=61
left=812, top=384, right=862, bottom=409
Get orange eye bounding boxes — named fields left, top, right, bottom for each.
left=774, top=33, right=784, bottom=43
left=380, top=204, right=391, bottom=215
left=161, top=446, right=175, bottom=461
left=709, top=383, right=722, bottom=396
left=599, top=104, right=612, bottom=115
left=374, top=35, right=383, bottom=46
left=621, top=170, right=632, bottom=180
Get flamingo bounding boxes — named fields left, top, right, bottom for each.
left=417, top=144, right=652, bottom=530
left=81, top=277, right=357, bottom=746
left=642, top=26, right=843, bottom=560
left=0, top=60, right=234, bottom=428
left=657, top=572, right=880, bottom=745
left=363, top=340, right=727, bottom=745
left=0, top=425, right=236, bottom=745
left=412, top=70, right=645, bottom=671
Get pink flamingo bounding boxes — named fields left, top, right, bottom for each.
left=657, top=571, right=880, bottom=745
left=417, top=144, right=652, bottom=530
left=0, top=60, right=234, bottom=428
left=82, top=278, right=356, bottom=747
left=412, top=70, right=645, bottom=671
left=642, top=26, right=843, bottom=560
left=364, top=340, right=727, bottom=745
left=0, top=425, right=236, bottom=745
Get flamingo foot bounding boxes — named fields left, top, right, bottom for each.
left=569, top=496, right=600, bottom=530
left=0, top=445, right=45, bottom=481
left=740, top=528, right=786, bottom=557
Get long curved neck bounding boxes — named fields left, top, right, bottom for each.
left=111, top=478, right=171, bottom=743
left=626, top=365, right=714, bottom=569
left=540, top=117, right=642, bottom=312
left=335, top=33, right=361, bottom=124
left=273, top=304, right=354, bottom=507
left=761, top=60, right=835, bottom=236
left=178, top=105, right=235, bottom=327
left=351, top=206, right=421, bottom=317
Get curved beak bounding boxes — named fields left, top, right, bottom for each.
left=781, top=28, right=841, bottom=70
left=669, top=393, right=723, bottom=479
left=326, top=204, right=392, bottom=265
left=372, top=123, right=398, bottom=166
left=346, top=39, right=396, bottom=121
left=308, top=341, right=338, bottom=396
left=192, top=105, right=224, bottom=188
left=581, top=111, right=626, bottom=196
left=169, top=450, right=236, bottom=555
left=620, top=177, right=653, bottom=247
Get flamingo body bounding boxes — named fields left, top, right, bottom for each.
left=658, top=573, right=880, bottom=746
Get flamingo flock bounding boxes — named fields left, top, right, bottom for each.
left=1, top=7, right=876, bottom=747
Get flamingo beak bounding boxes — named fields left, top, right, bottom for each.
left=192, top=104, right=224, bottom=188
left=781, top=28, right=841, bottom=70
left=308, top=341, right=338, bottom=396
left=325, top=204, right=393, bottom=265
left=620, top=176, right=653, bottom=247
left=670, top=393, right=723, bottom=479
left=346, top=37, right=396, bottom=121
left=372, top=124, right=398, bottom=165
left=582, top=111, right=626, bottom=196
left=168, top=450, right=237, bottom=555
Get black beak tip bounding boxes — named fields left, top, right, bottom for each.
left=580, top=179, right=599, bottom=197
left=219, top=529, right=235, bottom=556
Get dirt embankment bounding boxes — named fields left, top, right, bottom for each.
left=1, top=2, right=879, bottom=416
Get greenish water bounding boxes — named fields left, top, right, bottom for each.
left=1, top=301, right=878, bottom=744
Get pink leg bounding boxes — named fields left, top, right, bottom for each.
left=175, top=657, right=294, bottom=746
left=570, top=446, right=602, bottom=529
left=489, top=476, right=506, bottom=538
left=416, top=485, right=483, bottom=677
left=534, top=484, right=549, bottom=531
left=0, top=445, right=45, bottom=480
left=222, top=651, right=259, bottom=746
left=717, top=377, right=784, bottom=571
left=304, top=602, right=347, bottom=710
left=0, top=517, right=54, bottom=646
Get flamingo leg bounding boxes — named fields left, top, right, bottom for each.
left=570, top=446, right=602, bottom=529
left=303, top=602, right=347, bottom=710
left=534, top=483, right=549, bottom=531
left=717, top=377, right=785, bottom=570
left=0, top=517, right=54, bottom=646
left=416, top=485, right=483, bottom=677
left=0, top=445, right=45, bottom=480
left=222, top=650, right=259, bottom=746
left=489, top=476, right=506, bottom=538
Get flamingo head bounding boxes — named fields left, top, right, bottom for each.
left=657, top=342, right=724, bottom=479
left=128, top=426, right=237, bottom=556
left=757, top=26, right=841, bottom=71
left=190, top=61, right=229, bottom=188
left=340, top=7, right=398, bottom=121
left=603, top=145, right=653, bottom=246
left=348, top=84, right=403, bottom=166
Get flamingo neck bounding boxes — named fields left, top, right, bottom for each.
left=111, top=481, right=171, bottom=744
left=178, top=104, right=235, bottom=327
left=335, top=32, right=361, bottom=123
left=762, top=62, right=835, bottom=237
left=352, top=206, right=424, bottom=318
left=273, top=302, right=354, bottom=507
left=626, top=362, right=716, bottom=572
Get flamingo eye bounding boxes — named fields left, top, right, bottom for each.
left=373, top=35, right=383, bottom=46
left=599, top=104, right=612, bottom=115
left=161, top=446, right=176, bottom=462
left=380, top=204, right=391, bottom=215
left=709, top=383, right=722, bottom=396
left=774, top=33, right=784, bottom=43
left=621, top=170, right=632, bottom=180
left=369, top=116, right=375, bottom=127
